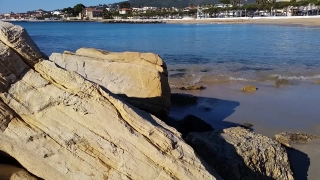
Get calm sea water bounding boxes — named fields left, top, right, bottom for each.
left=13, top=21, right=320, bottom=84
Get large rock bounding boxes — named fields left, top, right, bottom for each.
left=0, top=21, right=45, bottom=65
left=49, top=48, right=170, bottom=117
left=0, top=21, right=220, bottom=180
left=185, top=127, right=294, bottom=180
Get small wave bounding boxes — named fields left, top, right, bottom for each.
left=270, top=74, right=320, bottom=80
left=228, top=76, right=255, bottom=81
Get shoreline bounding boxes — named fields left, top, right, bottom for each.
left=170, top=80, right=320, bottom=179
left=5, top=16, right=320, bottom=26
left=166, top=16, right=320, bottom=26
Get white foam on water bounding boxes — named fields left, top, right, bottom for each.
left=228, top=76, right=255, bottom=82
left=277, top=74, right=320, bottom=80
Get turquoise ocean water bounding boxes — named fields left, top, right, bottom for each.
left=13, top=22, right=320, bottom=84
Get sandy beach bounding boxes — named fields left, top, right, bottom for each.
left=170, top=80, right=320, bottom=180
left=166, top=16, right=320, bottom=26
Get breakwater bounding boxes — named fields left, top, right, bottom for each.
left=103, top=19, right=166, bottom=24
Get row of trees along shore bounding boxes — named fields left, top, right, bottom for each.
left=52, top=0, right=320, bottom=20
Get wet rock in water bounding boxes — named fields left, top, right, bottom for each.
left=200, top=69, right=210, bottom=72
left=171, top=93, right=198, bottom=105
left=0, top=164, right=39, bottom=180
left=241, top=85, right=257, bottom=92
left=179, top=85, right=206, bottom=90
left=178, top=115, right=214, bottom=137
left=274, top=79, right=293, bottom=88
left=274, top=132, right=320, bottom=148
left=241, top=123, right=253, bottom=129
left=314, top=80, right=320, bottom=84
left=185, top=127, right=294, bottom=180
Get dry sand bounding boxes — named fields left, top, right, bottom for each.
left=166, top=17, right=320, bottom=27
left=170, top=80, right=320, bottom=180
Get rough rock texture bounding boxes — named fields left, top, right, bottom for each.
left=185, top=127, right=294, bottom=180
left=0, top=21, right=45, bottom=64
left=274, top=132, right=320, bottom=147
left=0, top=164, right=39, bottom=180
left=0, top=21, right=220, bottom=180
left=49, top=48, right=170, bottom=116
left=274, top=79, right=293, bottom=87
left=241, top=85, right=257, bottom=92
left=171, top=93, right=198, bottom=105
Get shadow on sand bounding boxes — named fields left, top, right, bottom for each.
left=286, top=147, right=310, bottom=180
left=169, top=95, right=241, bottom=129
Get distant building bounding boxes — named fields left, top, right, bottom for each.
left=52, top=11, right=62, bottom=16
left=119, top=8, right=132, bottom=15
left=85, top=8, right=103, bottom=19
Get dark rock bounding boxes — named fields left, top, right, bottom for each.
left=241, top=123, right=253, bottom=129
left=185, top=127, right=294, bottom=180
left=179, top=85, right=206, bottom=91
left=274, top=132, right=320, bottom=147
left=170, top=93, right=198, bottom=105
left=178, top=115, right=213, bottom=137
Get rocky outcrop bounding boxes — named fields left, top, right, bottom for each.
left=49, top=48, right=170, bottom=117
left=274, top=132, right=320, bottom=147
left=185, top=127, right=294, bottom=180
left=314, top=80, right=320, bottom=84
left=0, top=21, right=221, bottom=180
left=274, top=79, right=293, bottom=87
left=241, top=85, right=257, bottom=92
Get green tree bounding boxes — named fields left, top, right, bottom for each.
left=73, top=3, right=85, bottom=16
left=103, top=9, right=113, bottom=19
left=119, top=1, right=131, bottom=9
left=62, top=7, right=74, bottom=16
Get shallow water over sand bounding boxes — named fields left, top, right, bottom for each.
left=12, top=22, right=320, bottom=83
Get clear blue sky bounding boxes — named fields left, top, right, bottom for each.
left=0, top=0, right=118, bottom=14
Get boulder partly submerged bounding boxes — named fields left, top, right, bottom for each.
left=49, top=48, right=170, bottom=117
left=0, top=21, right=221, bottom=180
left=274, top=132, right=320, bottom=148
left=185, top=127, right=294, bottom=180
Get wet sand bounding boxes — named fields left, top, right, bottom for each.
left=170, top=80, right=320, bottom=179
left=166, top=17, right=320, bottom=27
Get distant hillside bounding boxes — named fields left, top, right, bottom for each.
left=129, top=0, right=254, bottom=7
